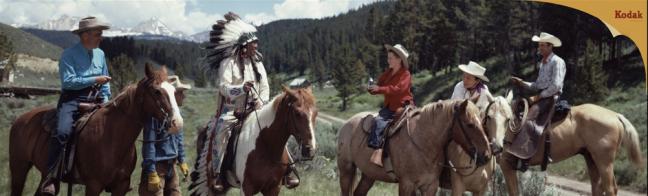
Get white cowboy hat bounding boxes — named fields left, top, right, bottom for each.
left=384, top=44, right=409, bottom=68
left=72, top=16, right=110, bottom=34
left=458, top=61, right=489, bottom=82
left=167, top=75, right=192, bottom=90
left=531, top=32, right=562, bottom=47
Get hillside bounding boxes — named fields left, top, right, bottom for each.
left=21, top=28, right=79, bottom=49
left=0, top=23, right=63, bottom=60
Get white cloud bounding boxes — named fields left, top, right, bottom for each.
left=273, top=0, right=351, bottom=19
left=0, top=0, right=219, bottom=34
left=243, top=0, right=378, bottom=25
left=243, top=12, right=277, bottom=26
left=0, top=0, right=379, bottom=34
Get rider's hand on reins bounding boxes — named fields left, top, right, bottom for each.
left=95, top=76, right=111, bottom=85
left=510, top=76, right=523, bottom=86
left=243, top=81, right=254, bottom=93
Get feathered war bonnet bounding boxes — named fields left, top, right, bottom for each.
left=203, top=12, right=263, bottom=73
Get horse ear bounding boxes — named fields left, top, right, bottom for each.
left=459, top=99, right=469, bottom=112
left=282, top=85, right=298, bottom=99
left=145, top=63, right=154, bottom=79
left=282, top=85, right=289, bottom=92
left=168, top=76, right=178, bottom=83
left=506, top=90, right=513, bottom=103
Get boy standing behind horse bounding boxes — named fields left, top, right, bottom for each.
left=139, top=75, right=191, bottom=196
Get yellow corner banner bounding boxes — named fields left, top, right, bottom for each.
left=535, top=0, right=647, bottom=89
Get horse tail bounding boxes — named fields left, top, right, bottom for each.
left=189, top=124, right=211, bottom=196
left=617, top=114, right=644, bottom=168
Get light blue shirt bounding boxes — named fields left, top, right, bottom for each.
left=58, top=42, right=111, bottom=102
left=529, top=53, right=566, bottom=98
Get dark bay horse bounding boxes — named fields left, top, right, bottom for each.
left=337, top=100, right=492, bottom=195
left=191, top=86, right=318, bottom=196
left=501, top=102, right=645, bottom=196
left=10, top=64, right=175, bottom=196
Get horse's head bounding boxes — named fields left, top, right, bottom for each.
left=278, top=86, right=318, bottom=160
left=452, top=100, right=491, bottom=166
left=135, top=64, right=174, bottom=125
left=160, top=76, right=184, bottom=134
left=481, top=92, right=514, bottom=156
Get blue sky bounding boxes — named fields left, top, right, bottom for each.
left=0, top=0, right=378, bottom=34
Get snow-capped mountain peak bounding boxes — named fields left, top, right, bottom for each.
left=15, top=15, right=199, bottom=42
left=132, top=17, right=174, bottom=35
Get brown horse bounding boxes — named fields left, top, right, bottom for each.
left=9, top=64, right=175, bottom=196
left=337, top=100, right=491, bottom=196
left=440, top=93, right=514, bottom=196
left=500, top=102, right=644, bottom=196
left=190, top=86, right=318, bottom=196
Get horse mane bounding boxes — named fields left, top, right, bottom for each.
left=416, top=100, right=463, bottom=133
left=105, top=84, right=137, bottom=111
left=271, top=88, right=316, bottom=111
left=492, top=96, right=512, bottom=117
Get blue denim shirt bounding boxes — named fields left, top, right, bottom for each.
left=141, top=117, right=186, bottom=174
left=58, top=43, right=111, bottom=102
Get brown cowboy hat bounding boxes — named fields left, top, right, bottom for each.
left=72, top=16, right=110, bottom=34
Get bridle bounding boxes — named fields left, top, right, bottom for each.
left=441, top=104, right=490, bottom=176
left=482, top=100, right=504, bottom=155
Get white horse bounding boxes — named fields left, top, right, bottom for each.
left=441, top=91, right=513, bottom=196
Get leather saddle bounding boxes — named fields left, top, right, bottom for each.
left=360, top=104, right=417, bottom=138
left=40, top=100, right=103, bottom=184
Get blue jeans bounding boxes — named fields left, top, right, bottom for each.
left=47, top=94, right=94, bottom=172
left=368, top=107, right=394, bottom=149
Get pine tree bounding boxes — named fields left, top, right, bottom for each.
left=0, top=32, right=16, bottom=83
left=108, top=54, right=137, bottom=95
left=309, top=57, right=327, bottom=90
left=568, top=39, right=608, bottom=104
left=331, top=44, right=367, bottom=111
left=174, top=63, right=185, bottom=79
left=194, top=68, right=208, bottom=88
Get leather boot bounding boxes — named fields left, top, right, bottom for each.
left=283, top=165, right=300, bottom=189
left=370, top=148, right=383, bottom=167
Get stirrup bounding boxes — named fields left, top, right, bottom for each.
left=40, top=177, right=58, bottom=196
left=211, top=176, right=224, bottom=192
left=283, top=175, right=300, bottom=189
left=370, top=149, right=384, bottom=167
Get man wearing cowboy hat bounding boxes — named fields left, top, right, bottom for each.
left=508, top=32, right=566, bottom=167
left=451, top=61, right=493, bottom=109
left=140, top=75, right=191, bottom=196
left=42, top=16, right=112, bottom=195
left=510, top=32, right=566, bottom=102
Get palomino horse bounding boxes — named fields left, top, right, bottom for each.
left=9, top=64, right=181, bottom=196
left=500, top=101, right=644, bottom=196
left=190, top=86, right=318, bottom=196
left=337, top=100, right=491, bottom=195
left=441, top=92, right=514, bottom=196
